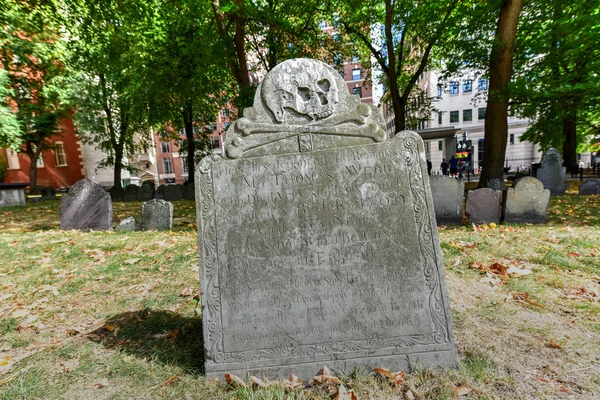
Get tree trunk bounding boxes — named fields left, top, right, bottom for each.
left=478, top=0, right=522, bottom=190
left=28, top=154, right=39, bottom=193
left=113, top=148, right=122, bottom=188
left=183, top=104, right=195, bottom=183
left=562, top=107, right=577, bottom=168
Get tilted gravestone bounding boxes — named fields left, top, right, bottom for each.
left=109, top=186, right=125, bottom=201
left=429, top=176, right=464, bottom=225
left=115, top=216, right=141, bottom=232
left=141, top=199, right=173, bottom=230
left=466, top=188, right=502, bottom=224
left=504, top=177, right=550, bottom=224
left=164, top=184, right=185, bottom=201
left=137, top=183, right=155, bottom=201
left=195, top=58, right=457, bottom=379
left=579, top=178, right=600, bottom=195
left=60, top=179, right=113, bottom=231
left=124, top=184, right=140, bottom=201
left=536, top=148, right=566, bottom=196
left=184, top=183, right=195, bottom=201
left=156, top=184, right=166, bottom=199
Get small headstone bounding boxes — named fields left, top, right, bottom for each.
left=60, top=179, right=112, bottom=231
left=124, top=184, right=140, bottom=201
left=115, top=216, right=141, bottom=232
left=156, top=184, right=166, bottom=199
left=184, top=183, right=195, bottom=201
left=196, top=58, right=457, bottom=379
left=466, top=188, right=502, bottom=224
left=40, top=186, right=57, bottom=201
left=137, top=183, right=155, bottom=201
left=536, top=148, right=566, bottom=196
left=141, top=199, right=173, bottom=231
left=109, top=186, right=125, bottom=201
left=504, top=177, right=550, bottom=224
left=0, top=183, right=27, bottom=207
left=579, top=178, right=600, bottom=195
left=429, top=176, right=464, bottom=225
left=164, top=184, right=185, bottom=201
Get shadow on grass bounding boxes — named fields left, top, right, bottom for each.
left=87, top=308, right=205, bottom=375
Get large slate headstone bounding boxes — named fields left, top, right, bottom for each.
left=156, top=184, right=166, bottom=199
left=109, top=186, right=125, bottom=201
left=137, top=183, right=155, bottom=201
left=504, top=177, right=550, bottom=224
left=60, top=179, right=113, bottom=231
left=536, top=148, right=566, bottom=196
left=196, top=58, right=457, bottom=379
left=579, top=178, right=600, bottom=195
left=40, top=185, right=57, bottom=201
left=141, top=199, right=173, bottom=231
left=466, top=188, right=502, bottom=224
left=124, top=184, right=140, bottom=202
left=184, top=183, right=195, bottom=201
left=429, top=176, right=464, bottom=225
left=164, top=184, right=185, bottom=201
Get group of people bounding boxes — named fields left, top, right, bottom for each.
left=440, top=155, right=468, bottom=179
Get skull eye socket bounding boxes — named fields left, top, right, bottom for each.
left=317, top=79, right=331, bottom=92
left=298, top=87, right=311, bottom=102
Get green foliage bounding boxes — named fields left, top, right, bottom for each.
left=0, top=68, right=21, bottom=148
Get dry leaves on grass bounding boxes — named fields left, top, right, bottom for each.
left=506, top=291, right=545, bottom=309
left=372, top=367, right=405, bottom=388
left=537, top=377, right=570, bottom=393
left=333, top=384, right=358, bottom=400
left=559, top=286, right=599, bottom=301
left=470, top=261, right=532, bottom=286
left=452, top=385, right=473, bottom=396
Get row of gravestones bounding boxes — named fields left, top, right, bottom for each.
left=60, top=179, right=173, bottom=231
left=430, top=175, right=600, bottom=225
left=533, top=147, right=600, bottom=196
left=109, top=183, right=195, bottom=202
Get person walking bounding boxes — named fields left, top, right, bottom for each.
left=440, top=159, right=449, bottom=176
left=449, top=155, right=459, bottom=177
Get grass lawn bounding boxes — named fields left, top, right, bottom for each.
left=1, top=184, right=599, bottom=399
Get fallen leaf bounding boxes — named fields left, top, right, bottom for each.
left=0, top=357, right=9, bottom=367
left=166, top=329, right=179, bottom=339
left=453, top=385, right=473, bottom=396
left=333, top=384, right=358, bottom=400
left=250, top=376, right=268, bottom=388
left=159, top=375, right=178, bottom=387
left=60, top=359, right=80, bottom=372
left=568, top=252, right=581, bottom=258
left=391, top=371, right=405, bottom=387
left=372, top=367, right=392, bottom=378
left=180, top=287, right=195, bottom=297
left=95, top=378, right=110, bottom=388
left=225, top=373, right=246, bottom=388
left=546, top=340, right=562, bottom=349
left=66, top=328, right=79, bottom=336
left=318, top=365, right=332, bottom=376
left=104, top=324, right=116, bottom=332
left=124, top=258, right=141, bottom=265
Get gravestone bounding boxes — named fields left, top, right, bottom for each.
left=504, top=177, right=550, bottom=224
left=109, top=186, right=125, bottom=201
left=184, top=183, right=195, bottom=201
left=164, top=184, right=185, bottom=201
left=137, top=183, right=155, bottom=201
left=536, top=148, right=566, bottom=196
left=141, top=199, right=173, bottom=230
left=579, top=178, right=600, bottom=195
left=429, top=176, right=464, bottom=225
left=0, top=183, right=27, bottom=207
left=60, top=179, right=112, bottom=231
left=466, top=188, right=502, bottom=224
left=40, top=186, right=57, bottom=201
left=115, top=216, right=141, bottom=232
left=124, top=184, right=140, bottom=201
left=156, top=184, right=166, bottom=199
left=196, top=58, right=457, bottom=379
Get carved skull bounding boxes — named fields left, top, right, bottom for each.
left=262, top=59, right=339, bottom=123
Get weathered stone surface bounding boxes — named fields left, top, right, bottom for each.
left=536, top=148, right=566, bottom=196
left=138, top=183, right=155, bottom=201
left=196, top=58, right=457, bottom=380
left=163, top=184, right=185, bottom=201
left=504, top=177, right=550, bottom=224
left=579, top=178, right=600, bottom=195
left=124, top=184, right=140, bottom=201
left=0, top=183, right=27, bottom=207
left=141, top=199, right=173, bottom=231
left=115, top=216, right=141, bottom=232
left=184, top=183, right=195, bottom=201
left=156, top=184, right=166, bottom=199
left=466, top=188, right=502, bottom=224
left=40, top=186, right=57, bottom=201
left=429, top=176, right=464, bottom=225
left=109, top=186, right=125, bottom=201
left=60, top=179, right=113, bottom=231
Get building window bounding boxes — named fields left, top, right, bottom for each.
left=478, top=107, right=486, bottom=120
left=209, top=123, right=217, bottom=132
left=463, top=109, right=472, bottom=122
left=161, top=141, right=170, bottom=153
left=438, top=140, right=443, bottom=151
left=54, top=141, right=67, bottom=166
left=438, top=112, right=442, bottom=125
left=210, top=137, right=220, bottom=149
left=6, top=149, right=20, bottom=169
left=163, top=157, right=173, bottom=174
left=478, top=78, right=488, bottom=91
left=318, top=20, right=327, bottom=29
left=224, top=122, right=231, bottom=130
left=31, top=144, right=43, bottom=167
left=449, top=81, right=459, bottom=95
left=509, top=134, right=515, bottom=145
left=353, top=87, right=362, bottom=98
left=181, top=156, right=188, bottom=175
left=222, top=108, right=230, bottom=117
left=463, top=80, right=473, bottom=93
left=351, top=54, right=360, bottom=63
left=437, top=85, right=442, bottom=97
left=450, top=111, right=459, bottom=123
left=178, top=128, right=186, bottom=136
left=352, top=69, right=361, bottom=81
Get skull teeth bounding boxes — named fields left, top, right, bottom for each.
left=315, top=110, right=333, bottom=119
